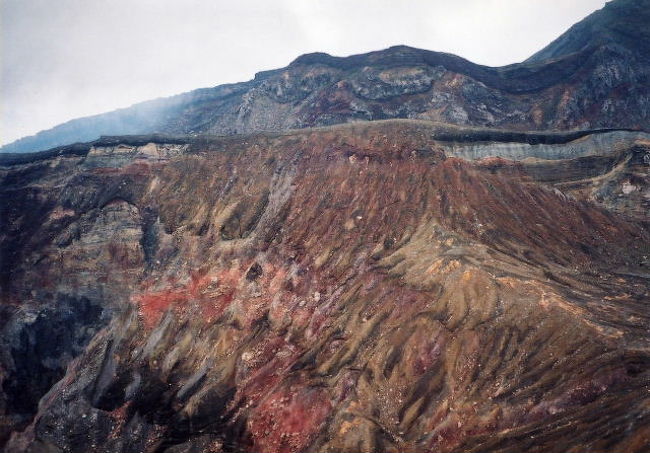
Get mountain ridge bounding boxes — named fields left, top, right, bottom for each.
left=3, top=0, right=650, bottom=154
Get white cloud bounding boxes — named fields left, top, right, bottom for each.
left=1, top=0, right=605, bottom=145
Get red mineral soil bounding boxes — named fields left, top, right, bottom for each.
left=0, top=120, right=648, bottom=452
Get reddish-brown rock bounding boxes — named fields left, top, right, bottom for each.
left=1, top=120, right=648, bottom=452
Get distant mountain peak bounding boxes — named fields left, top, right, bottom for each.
left=289, top=51, right=334, bottom=66
left=527, top=0, right=650, bottom=62
left=288, top=46, right=437, bottom=70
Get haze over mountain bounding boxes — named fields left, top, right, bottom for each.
left=1, top=1, right=649, bottom=453
left=2, top=0, right=649, bottom=155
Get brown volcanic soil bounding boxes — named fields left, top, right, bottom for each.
left=1, top=121, right=649, bottom=452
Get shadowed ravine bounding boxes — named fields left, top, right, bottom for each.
left=1, top=120, right=648, bottom=452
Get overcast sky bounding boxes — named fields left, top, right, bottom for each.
left=1, top=0, right=606, bottom=145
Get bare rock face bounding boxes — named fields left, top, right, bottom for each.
left=3, top=0, right=650, bottom=155
left=1, top=121, right=648, bottom=452
left=1, top=1, right=649, bottom=451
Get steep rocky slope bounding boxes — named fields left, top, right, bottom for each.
left=3, top=0, right=650, bottom=155
left=527, top=0, right=650, bottom=62
left=1, top=120, right=648, bottom=452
